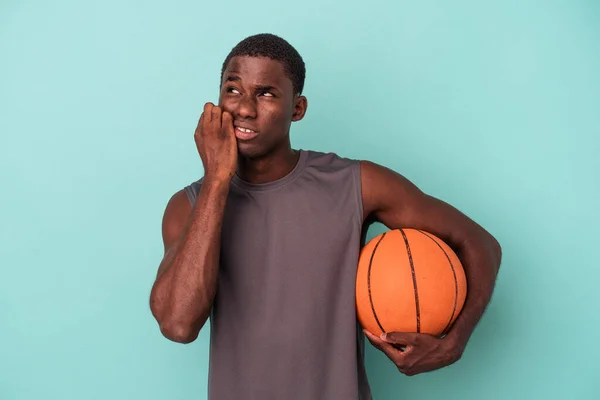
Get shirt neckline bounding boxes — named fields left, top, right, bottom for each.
left=231, top=149, right=308, bottom=192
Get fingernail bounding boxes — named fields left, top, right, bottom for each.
left=380, top=333, right=387, bottom=340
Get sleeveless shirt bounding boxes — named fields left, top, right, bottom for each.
left=184, top=150, right=373, bottom=400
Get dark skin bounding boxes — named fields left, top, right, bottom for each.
left=361, top=162, right=502, bottom=375
left=149, top=56, right=502, bottom=376
left=220, top=56, right=307, bottom=183
left=148, top=57, right=308, bottom=342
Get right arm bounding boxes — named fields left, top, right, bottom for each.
left=149, top=178, right=230, bottom=343
left=149, top=103, right=237, bottom=343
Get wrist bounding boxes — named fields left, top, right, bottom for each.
left=203, top=174, right=234, bottom=188
left=200, top=176, right=233, bottom=201
left=442, top=326, right=469, bottom=353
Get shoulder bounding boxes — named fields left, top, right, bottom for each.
left=359, top=160, right=427, bottom=221
left=359, top=160, right=501, bottom=256
left=182, top=178, right=204, bottom=206
left=359, top=160, right=413, bottom=189
left=303, top=149, right=361, bottom=174
left=160, top=182, right=197, bottom=251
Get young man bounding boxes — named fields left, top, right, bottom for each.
left=149, top=34, right=502, bottom=399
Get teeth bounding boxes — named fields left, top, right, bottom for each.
left=237, top=127, right=254, bottom=133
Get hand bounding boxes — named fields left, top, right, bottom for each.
left=363, top=330, right=463, bottom=376
left=194, top=102, right=237, bottom=182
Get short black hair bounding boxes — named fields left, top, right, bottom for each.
left=221, top=33, right=306, bottom=95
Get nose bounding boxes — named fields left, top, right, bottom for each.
left=235, top=94, right=257, bottom=120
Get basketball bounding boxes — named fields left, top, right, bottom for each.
left=356, top=228, right=467, bottom=337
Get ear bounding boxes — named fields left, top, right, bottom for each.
left=291, top=95, right=308, bottom=122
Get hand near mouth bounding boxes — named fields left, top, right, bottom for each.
left=195, top=102, right=238, bottom=182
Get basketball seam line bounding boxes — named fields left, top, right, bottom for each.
left=368, top=232, right=387, bottom=334
left=417, top=229, right=459, bottom=335
left=400, top=229, right=420, bottom=333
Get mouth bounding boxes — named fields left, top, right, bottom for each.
left=234, top=125, right=259, bottom=141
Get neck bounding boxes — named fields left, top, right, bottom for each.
left=236, top=145, right=300, bottom=185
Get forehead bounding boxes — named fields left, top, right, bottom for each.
left=222, top=56, right=292, bottom=90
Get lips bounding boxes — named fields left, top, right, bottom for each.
left=234, top=124, right=259, bottom=141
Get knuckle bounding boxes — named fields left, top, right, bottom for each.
left=397, top=365, right=408, bottom=375
left=396, top=362, right=413, bottom=375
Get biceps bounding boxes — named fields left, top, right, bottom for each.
left=401, top=195, right=478, bottom=244
left=161, top=190, right=192, bottom=252
left=362, top=161, right=478, bottom=245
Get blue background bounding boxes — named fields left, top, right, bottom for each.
left=1, top=0, right=599, bottom=399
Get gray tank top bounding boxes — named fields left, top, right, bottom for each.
left=184, top=150, right=372, bottom=400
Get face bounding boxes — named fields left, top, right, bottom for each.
left=219, top=56, right=307, bottom=159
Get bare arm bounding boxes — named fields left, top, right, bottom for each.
left=149, top=103, right=237, bottom=344
left=360, top=160, right=502, bottom=374
left=149, top=179, right=229, bottom=343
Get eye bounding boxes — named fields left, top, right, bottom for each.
left=227, top=87, right=241, bottom=94
left=260, top=92, right=274, bottom=97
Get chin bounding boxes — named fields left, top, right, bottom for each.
left=237, top=141, right=268, bottom=160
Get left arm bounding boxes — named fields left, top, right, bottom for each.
left=360, top=160, right=502, bottom=375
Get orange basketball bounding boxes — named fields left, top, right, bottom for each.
left=356, top=228, right=467, bottom=337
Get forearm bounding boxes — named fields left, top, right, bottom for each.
left=445, top=234, right=502, bottom=349
left=150, top=178, right=229, bottom=341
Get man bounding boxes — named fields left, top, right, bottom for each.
left=149, top=33, right=502, bottom=399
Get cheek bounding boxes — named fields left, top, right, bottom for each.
left=262, top=104, right=292, bottom=127
left=220, top=98, right=236, bottom=114
left=257, top=107, right=277, bottom=125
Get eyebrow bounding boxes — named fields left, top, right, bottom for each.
left=255, top=85, right=278, bottom=92
left=225, top=75, right=241, bottom=82
left=224, top=76, right=280, bottom=92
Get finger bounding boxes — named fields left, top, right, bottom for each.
left=196, top=113, right=205, bottom=135
left=211, top=105, right=222, bottom=123
left=203, top=102, right=214, bottom=115
left=202, top=103, right=214, bottom=130
left=363, top=329, right=379, bottom=342
left=375, top=343, right=414, bottom=374
left=221, top=111, right=234, bottom=135
left=364, top=330, right=407, bottom=364
left=365, top=330, right=405, bottom=352
left=381, top=332, right=421, bottom=346
left=363, top=330, right=386, bottom=350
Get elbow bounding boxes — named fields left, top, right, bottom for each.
left=491, top=236, right=502, bottom=265
left=150, top=299, right=204, bottom=344
left=159, top=320, right=201, bottom=344
left=461, top=230, right=503, bottom=273
left=149, top=286, right=211, bottom=343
